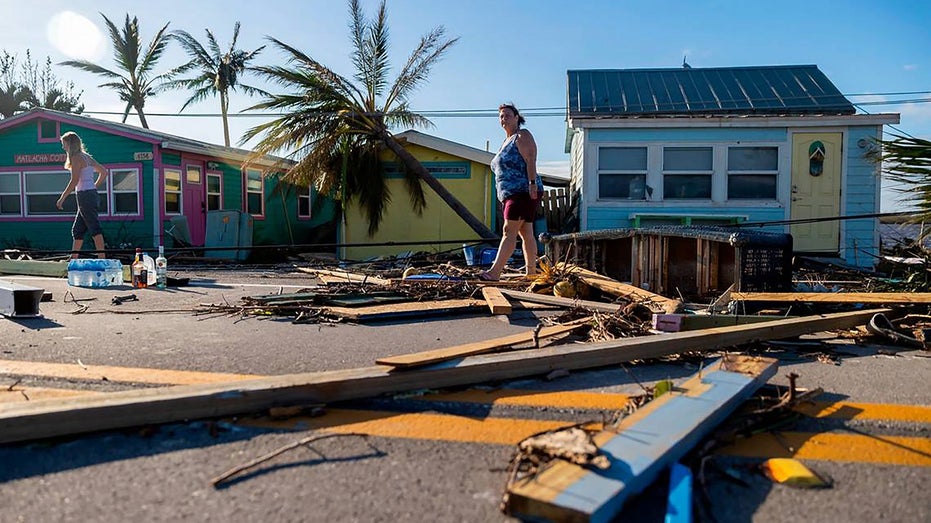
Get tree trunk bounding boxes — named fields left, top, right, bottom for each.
left=136, top=105, right=149, bottom=129
left=220, top=91, right=231, bottom=147
left=381, top=134, right=497, bottom=240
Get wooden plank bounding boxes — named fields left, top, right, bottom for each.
left=505, top=356, right=778, bottom=522
left=324, top=298, right=485, bottom=322
left=498, top=288, right=624, bottom=314
left=481, top=286, right=512, bottom=315
left=731, top=292, right=931, bottom=304
left=376, top=321, right=587, bottom=368
left=557, top=263, right=683, bottom=314
left=0, top=309, right=883, bottom=445
left=651, top=313, right=786, bottom=332
left=295, top=267, right=392, bottom=286
left=0, top=259, right=68, bottom=278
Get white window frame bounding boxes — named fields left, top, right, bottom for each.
left=726, top=146, right=780, bottom=201
left=662, top=146, right=714, bottom=201
left=24, top=170, right=73, bottom=216
left=245, top=168, right=265, bottom=217
left=0, top=171, right=23, bottom=217
left=164, top=168, right=182, bottom=215
left=596, top=146, right=648, bottom=200
left=298, top=185, right=312, bottom=219
left=108, top=168, right=141, bottom=216
left=206, top=172, right=223, bottom=211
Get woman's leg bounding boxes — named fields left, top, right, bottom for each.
left=70, top=239, right=83, bottom=259
left=518, top=220, right=537, bottom=277
left=92, top=234, right=106, bottom=259
left=484, top=218, right=521, bottom=280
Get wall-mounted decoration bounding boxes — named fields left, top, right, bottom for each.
left=809, top=141, right=825, bottom=176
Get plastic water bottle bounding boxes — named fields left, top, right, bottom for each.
left=68, top=259, right=123, bottom=288
left=155, top=246, right=167, bottom=289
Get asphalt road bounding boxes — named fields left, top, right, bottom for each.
left=0, top=268, right=928, bottom=523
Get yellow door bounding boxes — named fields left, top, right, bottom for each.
left=790, top=132, right=842, bottom=253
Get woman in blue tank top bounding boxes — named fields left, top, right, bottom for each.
left=56, top=131, right=109, bottom=259
left=481, top=103, right=544, bottom=280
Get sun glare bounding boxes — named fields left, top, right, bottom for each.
left=46, top=11, right=106, bottom=61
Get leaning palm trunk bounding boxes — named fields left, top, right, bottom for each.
left=380, top=133, right=496, bottom=240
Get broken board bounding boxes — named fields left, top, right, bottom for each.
left=505, top=356, right=778, bottom=522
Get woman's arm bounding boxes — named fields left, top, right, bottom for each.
left=56, top=170, right=81, bottom=210
left=88, top=156, right=109, bottom=189
left=515, top=130, right=539, bottom=195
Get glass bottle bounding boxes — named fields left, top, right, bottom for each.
left=131, top=248, right=148, bottom=289
left=155, top=246, right=168, bottom=289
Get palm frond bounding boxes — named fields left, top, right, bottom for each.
left=384, top=27, right=457, bottom=111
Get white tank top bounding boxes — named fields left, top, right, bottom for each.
left=74, top=154, right=96, bottom=192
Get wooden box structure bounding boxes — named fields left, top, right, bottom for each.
left=542, top=226, right=793, bottom=298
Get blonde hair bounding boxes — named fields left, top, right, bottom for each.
left=61, top=131, right=86, bottom=169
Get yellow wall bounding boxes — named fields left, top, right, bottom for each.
left=342, top=143, right=493, bottom=260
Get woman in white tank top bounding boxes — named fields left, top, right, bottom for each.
left=57, top=131, right=109, bottom=259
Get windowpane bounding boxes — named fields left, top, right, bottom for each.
left=246, top=170, right=263, bottom=191
left=599, top=147, right=647, bottom=170
left=664, top=174, right=711, bottom=199
left=728, top=175, right=777, bottom=199
left=728, top=147, right=778, bottom=171
left=113, top=193, right=138, bottom=214
left=207, top=175, right=221, bottom=193
left=298, top=197, right=310, bottom=217
left=599, top=173, right=647, bottom=199
left=247, top=193, right=263, bottom=214
left=664, top=147, right=712, bottom=171
left=40, top=120, right=57, bottom=139
left=27, top=194, right=71, bottom=214
left=0, top=173, right=19, bottom=193
left=98, top=194, right=108, bottom=214
left=25, top=172, right=69, bottom=192
left=165, top=193, right=180, bottom=213
left=207, top=194, right=221, bottom=211
left=165, top=172, right=181, bottom=191
left=186, top=165, right=202, bottom=184
left=111, top=170, right=139, bottom=191
left=0, top=195, right=21, bottom=215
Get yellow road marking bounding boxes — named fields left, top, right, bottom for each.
left=796, top=401, right=931, bottom=423
left=717, top=432, right=931, bottom=467
left=0, top=359, right=261, bottom=385
left=243, top=408, right=597, bottom=445
left=420, top=389, right=632, bottom=410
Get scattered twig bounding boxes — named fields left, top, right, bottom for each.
left=210, top=432, right=368, bottom=487
left=6, top=378, right=22, bottom=391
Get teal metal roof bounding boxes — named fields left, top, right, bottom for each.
left=567, top=65, right=855, bottom=117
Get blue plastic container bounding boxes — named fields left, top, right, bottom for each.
left=67, top=259, right=123, bottom=288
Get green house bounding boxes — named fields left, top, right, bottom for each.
left=0, top=109, right=335, bottom=259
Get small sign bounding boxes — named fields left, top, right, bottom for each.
left=14, top=153, right=66, bottom=164
left=133, top=152, right=154, bottom=161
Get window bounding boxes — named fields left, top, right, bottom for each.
left=38, top=119, right=59, bottom=141
left=597, top=147, right=647, bottom=199
left=383, top=162, right=469, bottom=179
left=206, top=173, right=222, bottom=211
left=0, top=172, right=22, bottom=216
left=298, top=186, right=312, bottom=218
left=186, top=165, right=202, bottom=184
left=663, top=147, right=712, bottom=199
left=25, top=171, right=74, bottom=215
left=109, top=169, right=140, bottom=215
left=727, top=147, right=778, bottom=199
left=164, top=168, right=182, bottom=214
left=245, top=168, right=264, bottom=215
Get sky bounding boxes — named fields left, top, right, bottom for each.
left=2, top=0, right=930, bottom=212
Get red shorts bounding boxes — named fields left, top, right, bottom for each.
left=503, top=192, right=540, bottom=222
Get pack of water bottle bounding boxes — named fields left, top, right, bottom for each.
left=67, top=259, right=124, bottom=288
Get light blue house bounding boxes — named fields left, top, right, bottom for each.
left=565, top=65, right=899, bottom=268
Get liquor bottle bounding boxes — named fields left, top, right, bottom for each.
left=131, top=248, right=148, bottom=289
left=155, top=246, right=168, bottom=289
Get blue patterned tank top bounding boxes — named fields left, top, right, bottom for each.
left=491, top=134, right=544, bottom=202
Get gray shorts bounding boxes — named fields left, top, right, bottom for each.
left=72, top=190, right=103, bottom=239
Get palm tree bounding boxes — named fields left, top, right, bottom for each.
left=0, top=84, right=29, bottom=118
left=869, top=134, right=931, bottom=233
left=165, top=22, right=266, bottom=147
left=60, top=13, right=172, bottom=128
left=242, top=0, right=495, bottom=239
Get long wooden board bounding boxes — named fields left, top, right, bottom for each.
left=376, top=321, right=588, bottom=368
left=0, top=309, right=884, bottom=445
left=295, top=267, right=392, bottom=286
left=557, top=263, right=683, bottom=314
left=0, top=259, right=68, bottom=277
left=505, top=356, right=777, bottom=522
left=732, top=292, right=931, bottom=304
left=324, top=298, right=485, bottom=321
left=498, top=288, right=624, bottom=314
